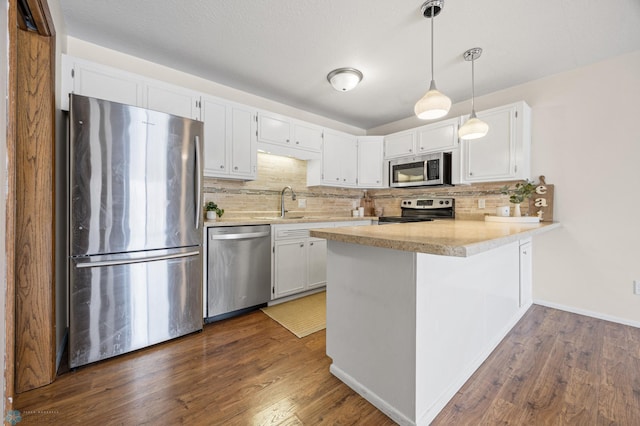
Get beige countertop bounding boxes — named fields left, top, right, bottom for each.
left=204, top=216, right=376, bottom=227
left=309, top=219, right=561, bottom=257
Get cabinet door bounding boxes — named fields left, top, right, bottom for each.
left=145, top=83, right=200, bottom=120
left=202, top=98, right=228, bottom=177
left=322, top=131, right=346, bottom=184
left=67, top=56, right=144, bottom=108
left=229, top=105, right=256, bottom=178
left=342, top=137, right=358, bottom=186
left=307, top=238, right=327, bottom=289
left=357, top=136, right=384, bottom=188
left=274, top=240, right=307, bottom=298
left=519, top=240, right=533, bottom=308
left=293, top=122, right=323, bottom=152
left=384, top=130, right=416, bottom=159
left=257, top=112, right=291, bottom=145
left=462, top=105, right=516, bottom=182
left=416, top=117, right=459, bottom=154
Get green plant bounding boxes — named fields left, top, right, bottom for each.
left=500, top=180, right=536, bottom=204
left=205, top=201, right=224, bottom=217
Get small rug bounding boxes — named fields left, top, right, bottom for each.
left=261, top=291, right=326, bottom=338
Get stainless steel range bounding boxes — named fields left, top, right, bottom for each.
left=377, top=198, right=455, bottom=224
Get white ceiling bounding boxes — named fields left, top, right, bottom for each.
left=58, top=0, right=640, bottom=130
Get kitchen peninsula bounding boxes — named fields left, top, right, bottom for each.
left=310, top=220, right=559, bottom=426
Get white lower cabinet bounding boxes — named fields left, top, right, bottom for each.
left=272, top=221, right=371, bottom=300
left=519, top=238, right=533, bottom=307
left=274, top=239, right=308, bottom=297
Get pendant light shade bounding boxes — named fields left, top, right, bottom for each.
left=459, top=47, right=489, bottom=140
left=415, top=0, right=451, bottom=120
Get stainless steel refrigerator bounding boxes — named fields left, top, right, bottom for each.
left=68, top=94, right=204, bottom=368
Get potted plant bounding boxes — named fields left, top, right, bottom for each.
left=205, top=201, right=224, bottom=221
left=500, top=180, right=536, bottom=217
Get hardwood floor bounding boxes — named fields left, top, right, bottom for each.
left=14, top=305, right=640, bottom=425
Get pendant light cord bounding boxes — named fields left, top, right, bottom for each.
left=430, top=6, right=435, bottom=82
left=471, top=55, right=475, bottom=113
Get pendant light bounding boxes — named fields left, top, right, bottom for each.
left=414, top=0, right=451, bottom=120
left=458, top=47, right=489, bottom=140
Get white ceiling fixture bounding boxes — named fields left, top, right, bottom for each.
left=327, top=67, right=363, bottom=92
left=458, top=47, right=489, bottom=140
left=414, top=0, right=451, bottom=120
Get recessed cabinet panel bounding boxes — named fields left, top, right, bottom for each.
left=258, top=113, right=291, bottom=145
left=293, top=122, right=323, bottom=151
left=65, top=56, right=144, bottom=109
left=230, top=106, right=256, bottom=177
left=202, top=96, right=256, bottom=180
left=145, top=83, right=200, bottom=120
left=357, top=136, right=385, bottom=188
left=274, top=240, right=307, bottom=297
left=384, top=130, right=416, bottom=159
left=307, top=238, right=327, bottom=289
left=460, top=102, right=531, bottom=183
left=322, top=130, right=358, bottom=186
left=417, top=118, right=459, bottom=154
left=202, top=98, right=228, bottom=175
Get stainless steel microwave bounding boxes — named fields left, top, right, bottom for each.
left=389, top=152, right=452, bottom=187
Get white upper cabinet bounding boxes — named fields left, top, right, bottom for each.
left=357, top=136, right=385, bottom=188
left=459, top=101, right=531, bottom=183
left=62, top=55, right=144, bottom=110
left=384, top=129, right=416, bottom=159
left=201, top=96, right=256, bottom=180
left=320, top=129, right=358, bottom=187
left=144, top=81, right=201, bottom=120
left=416, top=117, right=460, bottom=154
left=257, top=111, right=323, bottom=159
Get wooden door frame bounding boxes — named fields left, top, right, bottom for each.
left=5, top=0, right=57, bottom=407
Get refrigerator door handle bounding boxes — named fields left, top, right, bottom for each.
left=75, top=250, right=200, bottom=269
left=195, top=135, right=202, bottom=229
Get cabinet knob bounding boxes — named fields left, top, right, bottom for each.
left=310, top=242, right=314, bottom=246
left=420, top=147, right=424, bottom=150
left=286, top=139, right=290, bottom=143
left=300, top=243, right=304, bottom=248
left=336, top=177, right=339, bottom=181
left=469, top=172, right=473, bottom=176
left=409, top=148, right=413, bottom=152
left=220, top=165, right=224, bottom=169
left=296, top=141, right=300, bottom=145
left=234, top=166, right=238, bottom=170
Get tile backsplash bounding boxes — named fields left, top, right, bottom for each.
left=204, top=153, right=529, bottom=220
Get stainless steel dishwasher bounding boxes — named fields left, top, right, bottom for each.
left=206, top=225, right=272, bottom=322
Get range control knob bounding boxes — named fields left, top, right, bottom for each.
left=439, top=200, right=444, bottom=205
left=445, top=200, right=450, bottom=205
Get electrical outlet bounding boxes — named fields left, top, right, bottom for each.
left=298, top=198, right=307, bottom=208
left=478, top=199, right=486, bottom=209
left=634, top=280, right=640, bottom=295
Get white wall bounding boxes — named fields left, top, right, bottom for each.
left=373, top=50, right=640, bottom=325
left=64, top=37, right=366, bottom=136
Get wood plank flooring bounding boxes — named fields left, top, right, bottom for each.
left=14, top=304, right=640, bottom=425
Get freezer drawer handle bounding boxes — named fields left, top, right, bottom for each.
left=75, top=250, right=200, bottom=269
left=209, top=231, right=270, bottom=241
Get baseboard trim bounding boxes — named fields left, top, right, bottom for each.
left=533, top=299, right=640, bottom=329
left=329, top=364, right=415, bottom=426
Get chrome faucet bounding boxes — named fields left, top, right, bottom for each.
left=280, top=186, right=297, bottom=218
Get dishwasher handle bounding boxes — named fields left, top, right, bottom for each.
left=209, top=230, right=271, bottom=241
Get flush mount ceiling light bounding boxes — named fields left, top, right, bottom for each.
left=414, top=0, right=451, bottom=120
left=327, top=68, right=363, bottom=92
left=458, top=47, right=489, bottom=140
